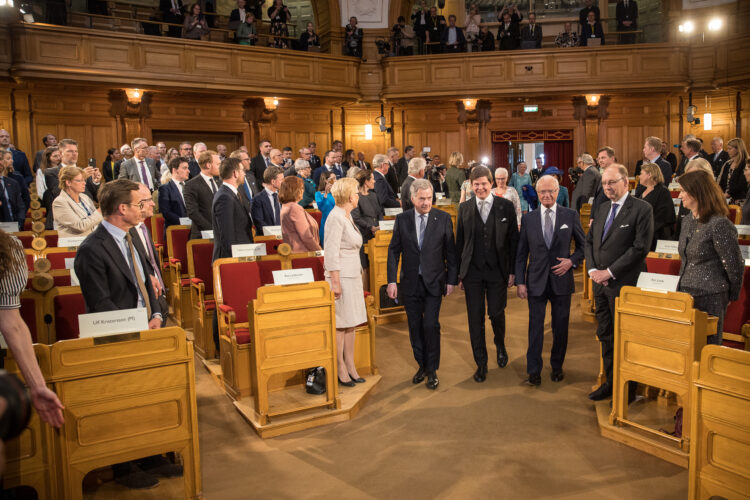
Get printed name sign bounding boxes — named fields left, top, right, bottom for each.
left=179, top=217, right=192, bottom=226
left=78, top=308, right=148, bottom=338
left=636, top=272, right=679, bottom=292
left=201, top=230, right=214, bottom=239
left=735, top=225, right=750, bottom=236
left=65, top=258, right=75, bottom=269
left=379, top=220, right=395, bottom=231
left=654, top=240, right=679, bottom=255
left=263, top=225, right=282, bottom=237
left=272, top=268, right=315, bottom=285
left=58, top=236, right=86, bottom=247
left=385, top=208, right=403, bottom=216
left=232, top=243, right=267, bottom=258
left=0, top=222, right=18, bottom=233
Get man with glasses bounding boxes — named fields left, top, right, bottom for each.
left=118, top=138, right=160, bottom=192
left=229, top=148, right=257, bottom=211
left=585, top=164, right=653, bottom=402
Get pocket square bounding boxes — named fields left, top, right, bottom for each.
left=619, top=224, right=629, bottom=228
left=501, top=217, right=507, bottom=222
left=560, top=224, right=569, bottom=229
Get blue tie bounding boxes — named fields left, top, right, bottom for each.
left=601, top=203, right=619, bottom=242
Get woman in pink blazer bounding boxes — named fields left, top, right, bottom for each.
left=279, top=176, right=322, bottom=252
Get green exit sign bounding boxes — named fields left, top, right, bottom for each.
left=524, top=105, right=539, bottom=112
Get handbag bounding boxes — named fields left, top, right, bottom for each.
left=305, top=367, right=326, bottom=395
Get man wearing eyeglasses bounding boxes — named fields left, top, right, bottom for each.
left=118, top=138, right=160, bottom=192
left=584, top=164, right=653, bottom=402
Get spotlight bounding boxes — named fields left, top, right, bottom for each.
left=481, top=156, right=489, bottom=165
left=707, top=18, right=722, bottom=31
left=364, top=124, right=372, bottom=140
left=679, top=20, right=695, bottom=33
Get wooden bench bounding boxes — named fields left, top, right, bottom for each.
left=166, top=225, right=192, bottom=328
left=688, top=345, right=750, bottom=499
left=187, top=239, right=216, bottom=359
left=364, top=230, right=405, bottom=323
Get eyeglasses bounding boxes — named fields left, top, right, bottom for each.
left=128, top=199, right=152, bottom=209
left=537, top=190, right=558, bottom=195
left=602, top=177, right=625, bottom=187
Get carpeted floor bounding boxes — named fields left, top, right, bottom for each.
left=195, top=285, right=688, bottom=500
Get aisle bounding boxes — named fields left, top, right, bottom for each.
left=195, top=288, right=688, bottom=499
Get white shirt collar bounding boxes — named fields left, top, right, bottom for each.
left=612, top=191, right=628, bottom=206
left=264, top=186, right=276, bottom=197
left=224, top=182, right=238, bottom=195
left=647, top=154, right=660, bottom=163
left=475, top=193, right=494, bottom=210
left=199, top=172, right=213, bottom=183
left=540, top=203, right=557, bottom=216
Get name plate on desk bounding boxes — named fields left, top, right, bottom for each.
left=384, top=208, right=403, bottom=216
left=636, top=272, right=679, bottom=292
left=179, top=217, right=192, bottom=226
left=668, top=182, right=680, bottom=190
left=263, top=225, right=282, bottom=237
left=735, top=225, right=750, bottom=236
left=741, top=246, right=750, bottom=260
left=655, top=240, right=679, bottom=255
left=435, top=198, right=451, bottom=206
left=435, top=193, right=444, bottom=200
left=232, top=243, right=267, bottom=258
left=0, top=222, right=18, bottom=233
left=272, top=268, right=314, bottom=286
left=65, top=258, right=75, bottom=270
left=201, top=230, right=214, bottom=239
left=379, top=220, right=395, bottom=231
left=58, top=236, right=86, bottom=248
left=78, top=308, right=149, bottom=338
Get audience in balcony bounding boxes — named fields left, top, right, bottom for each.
left=616, top=0, right=638, bottom=44
left=478, top=25, right=495, bottom=51
left=578, top=0, right=600, bottom=30
left=345, top=16, right=364, bottom=57
left=426, top=6, right=447, bottom=53
left=412, top=1, right=430, bottom=48
left=580, top=10, right=605, bottom=46
left=496, top=5, right=522, bottom=50
left=228, top=0, right=250, bottom=30
left=268, top=0, right=291, bottom=48
left=182, top=3, right=210, bottom=40
left=300, top=22, right=321, bottom=51
left=236, top=12, right=258, bottom=46
left=161, top=0, right=185, bottom=37
left=520, top=12, right=542, bottom=49
left=392, top=16, right=416, bottom=56
left=441, top=15, right=466, bottom=53
left=247, top=0, right=264, bottom=20
left=465, top=4, right=481, bottom=52
left=555, top=22, right=579, bottom=48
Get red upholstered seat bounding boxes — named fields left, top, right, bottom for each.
left=167, top=227, right=191, bottom=272
left=234, top=328, right=251, bottom=345
left=44, top=233, right=58, bottom=248
left=23, top=219, right=32, bottom=231
left=190, top=242, right=215, bottom=292
left=218, top=261, right=263, bottom=323
left=728, top=206, right=739, bottom=224
left=19, top=296, right=39, bottom=343
left=25, top=253, right=34, bottom=272
left=151, top=214, right=165, bottom=248
left=739, top=238, right=750, bottom=246
left=257, top=259, right=282, bottom=285
left=205, top=299, right=216, bottom=311
left=44, top=250, right=76, bottom=270
left=53, top=292, right=86, bottom=341
left=17, top=234, right=33, bottom=249
left=291, top=256, right=325, bottom=281
left=180, top=278, right=191, bottom=286
left=260, top=240, right=280, bottom=255
left=722, top=266, right=750, bottom=349
left=52, top=273, right=72, bottom=287
left=308, top=210, right=322, bottom=226
left=645, top=257, right=681, bottom=276
left=670, top=191, right=680, bottom=198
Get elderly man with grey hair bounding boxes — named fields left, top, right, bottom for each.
left=373, top=153, right=401, bottom=208
left=387, top=177, right=458, bottom=390
left=401, top=156, right=426, bottom=211
left=570, top=153, right=600, bottom=212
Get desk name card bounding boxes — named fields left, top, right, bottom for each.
left=636, top=272, right=679, bottom=292
left=201, top=230, right=214, bottom=239
left=379, top=220, right=395, bottom=231
left=655, top=240, right=679, bottom=255
left=741, top=246, right=750, bottom=260
left=384, top=208, right=403, bottom=216
left=179, top=217, right=192, bottom=226
left=65, top=258, right=75, bottom=270
left=0, top=222, right=19, bottom=233
left=272, top=268, right=314, bottom=286
left=232, top=243, right=267, bottom=258
left=735, top=224, right=750, bottom=236
left=78, top=308, right=148, bottom=338
left=263, top=225, right=282, bottom=237
left=668, top=182, right=680, bottom=190
left=70, top=268, right=80, bottom=286
left=58, top=236, right=86, bottom=248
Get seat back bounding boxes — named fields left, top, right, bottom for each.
left=47, top=286, right=86, bottom=342
left=723, top=266, right=750, bottom=339
left=151, top=214, right=165, bottom=248
left=728, top=204, right=741, bottom=224
left=254, top=236, right=282, bottom=255
left=257, top=259, right=282, bottom=285
left=19, top=291, right=45, bottom=343
left=290, top=255, right=325, bottom=281
left=166, top=225, right=191, bottom=271
left=215, top=260, right=263, bottom=324
left=645, top=253, right=681, bottom=276
left=41, top=248, right=77, bottom=270
left=15, top=231, right=34, bottom=249
left=307, top=210, right=322, bottom=227
left=42, top=231, right=58, bottom=248
left=187, top=240, right=215, bottom=294
left=24, top=250, right=35, bottom=272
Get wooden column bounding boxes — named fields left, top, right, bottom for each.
left=573, top=95, right=609, bottom=158
left=11, top=89, right=32, bottom=156
left=108, top=90, right=152, bottom=145
left=458, top=99, right=491, bottom=163
left=243, top=98, right=276, bottom=146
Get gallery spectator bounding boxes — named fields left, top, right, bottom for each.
left=520, top=12, right=542, bottom=49
left=441, top=15, right=466, bottom=53
left=496, top=5, right=521, bottom=50
left=581, top=10, right=604, bottom=46
left=616, top=0, right=638, bottom=44
left=236, top=12, right=258, bottom=46
left=345, top=16, right=363, bottom=57
left=465, top=4, right=481, bottom=52
left=182, top=3, right=209, bottom=40
left=411, top=1, right=430, bottom=51
left=300, top=22, right=321, bottom=51
left=268, top=0, right=291, bottom=49
left=426, top=7, right=446, bottom=53
left=555, top=22, right=579, bottom=47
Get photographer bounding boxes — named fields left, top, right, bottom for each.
left=391, top=16, right=416, bottom=56
left=431, top=164, right=448, bottom=198
left=0, top=230, right=64, bottom=429
left=496, top=3, right=522, bottom=50
left=345, top=16, right=363, bottom=58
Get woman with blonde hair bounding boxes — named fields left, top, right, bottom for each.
left=636, top=162, right=675, bottom=249
left=717, top=137, right=748, bottom=204
left=324, top=177, right=367, bottom=387
left=509, top=162, right=532, bottom=212
left=444, top=151, right=465, bottom=204
left=52, top=166, right=102, bottom=238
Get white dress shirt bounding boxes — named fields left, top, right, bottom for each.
left=200, top=172, right=217, bottom=193
left=135, top=158, right=154, bottom=189
left=540, top=203, right=557, bottom=242
left=475, top=193, right=494, bottom=222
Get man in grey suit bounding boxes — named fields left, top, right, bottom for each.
left=118, top=138, right=160, bottom=192
left=570, top=153, right=600, bottom=212
left=400, top=156, right=426, bottom=212
left=585, top=164, right=653, bottom=401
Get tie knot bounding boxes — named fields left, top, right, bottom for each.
left=612, top=203, right=619, bottom=209
left=124, top=232, right=132, bottom=243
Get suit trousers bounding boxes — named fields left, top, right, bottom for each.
left=403, top=276, right=443, bottom=372
left=593, top=286, right=617, bottom=385
left=691, top=291, right=729, bottom=345
left=463, top=272, right=507, bottom=367
left=527, top=284, right=572, bottom=375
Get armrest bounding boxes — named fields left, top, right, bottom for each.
left=706, top=316, right=719, bottom=337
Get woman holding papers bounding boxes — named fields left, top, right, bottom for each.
left=677, top=169, right=744, bottom=344
left=52, top=166, right=102, bottom=239
left=279, top=176, right=321, bottom=253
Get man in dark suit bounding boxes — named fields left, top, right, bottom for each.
left=33, top=133, right=57, bottom=173
left=425, top=6, right=446, bottom=53
left=675, top=138, right=701, bottom=177
left=372, top=154, right=401, bottom=209
left=117, top=138, right=160, bottom=192
left=312, top=150, right=344, bottom=185
left=496, top=9, right=521, bottom=50
left=585, top=164, right=653, bottom=401
left=395, top=145, right=414, bottom=188
left=158, top=156, right=189, bottom=228
left=212, top=158, right=254, bottom=261
left=250, top=139, right=272, bottom=192
left=516, top=175, right=585, bottom=386
left=160, top=0, right=184, bottom=37
left=0, top=162, right=26, bottom=231
left=709, top=136, right=730, bottom=176
left=355, top=151, right=370, bottom=170
left=616, top=0, right=638, bottom=44
left=308, top=142, right=321, bottom=171
left=385, top=148, right=401, bottom=195
left=570, top=154, right=601, bottom=212
left=400, top=157, right=426, bottom=212
left=635, top=137, right=673, bottom=196
left=250, top=165, right=284, bottom=235
left=520, top=12, right=543, bottom=48
left=387, top=178, right=457, bottom=390
left=455, top=166, right=519, bottom=383
left=188, top=142, right=206, bottom=179
left=441, top=14, right=466, bottom=53
left=0, top=129, right=32, bottom=185
left=230, top=148, right=258, bottom=210
left=184, top=150, right=221, bottom=240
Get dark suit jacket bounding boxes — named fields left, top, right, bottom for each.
left=212, top=184, right=253, bottom=261
left=717, top=159, right=748, bottom=202
left=0, top=175, right=26, bottom=230
left=387, top=208, right=458, bottom=297
left=250, top=188, right=278, bottom=235
left=455, top=196, right=519, bottom=281
left=102, top=159, right=119, bottom=182
left=7, top=171, right=29, bottom=215
left=638, top=184, right=675, bottom=249
left=385, top=162, right=400, bottom=195
left=616, top=0, right=638, bottom=28
left=520, top=24, right=542, bottom=47
left=10, top=149, right=32, bottom=185
left=710, top=150, right=730, bottom=176
left=312, top=164, right=343, bottom=185
left=496, top=15, right=521, bottom=50
left=239, top=173, right=258, bottom=208
left=571, top=166, right=601, bottom=211
left=250, top=153, right=268, bottom=192
left=352, top=191, right=383, bottom=243
left=400, top=176, right=416, bottom=212
left=515, top=205, right=585, bottom=296
left=373, top=170, right=400, bottom=208
left=187, top=159, right=200, bottom=179
left=309, top=154, right=321, bottom=171
left=580, top=22, right=605, bottom=45
left=584, top=194, right=653, bottom=294
left=158, top=180, right=187, bottom=228
left=117, top=157, right=160, bottom=190
left=74, top=223, right=160, bottom=317
left=184, top=174, right=218, bottom=239
left=394, top=157, right=409, bottom=187
left=440, top=26, right=466, bottom=48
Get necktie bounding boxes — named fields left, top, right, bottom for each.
left=124, top=233, right=152, bottom=318
left=210, top=178, right=217, bottom=194
left=544, top=209, right=553, bottom=248
left=479, top=200, right=488, bottom=223
left=602, top=203, right=619, bottom=242
left=272, top=192, right=280, bottom=225
left=265, top=156, right=270, bottom=167
left=244, top=180, right=253, bottom=200
left=139, top=160, right=151, bottom=190
left=140, top=224, right=164, bottom=290
left=418, top=214, right=427, bottom=249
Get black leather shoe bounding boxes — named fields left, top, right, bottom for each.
left=114, top=463, right=160, bottom=490
left=426, top=371, right=439, bottom=390
left=138, top=455, right=183, bottom=478
left=338, top=378, right=356, bottom=387
left=349, top=375, right=366, bottom=384
left=588, top=383, right=612, bottom=401
left=497, top=348, right=508, bottom=368
left=473, top=364, right=488, bottom=383
left=527, top=373, right=541, bottom=386
left=550, top=369, right=564, bottom=382
left=412, top=366, right=426, bottom=384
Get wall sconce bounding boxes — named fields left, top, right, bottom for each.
left=586, top=94, right=599, bottom=106
left=125, top=88, right=142, bottom=103
left=264, top=97, right=279, bottom=111
left=364, top=124, right=372, bottom=140
left=463, top=99, right=477, bottom=111
left=0, top=0, right=15, bottom=7
left=703, top=95, right=712, bottom=131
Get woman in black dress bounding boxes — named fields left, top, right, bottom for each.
left=717, top=137, right=748, bottom=205
left=636, top=162, right=675, bottom=250
left=299, top=22, right=320, bottom=51
left=267, top=0, right=291, bottom=48
left=351, top=169, right=383, bottom=291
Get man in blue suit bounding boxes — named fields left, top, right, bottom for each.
left=158, top=156, right=189, bottom=228
left=515, top=175, right=585, bottom=386
left=250, top=165, right=284, bottom=235
left=312, top=150, right=343, bottom=185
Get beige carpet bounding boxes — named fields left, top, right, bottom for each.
left=195, top=285, right=688, bottom=500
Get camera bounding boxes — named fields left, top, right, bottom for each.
left=375, top=38, right=391, bottom=55
left=568, top=166, right=583, bottom=185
